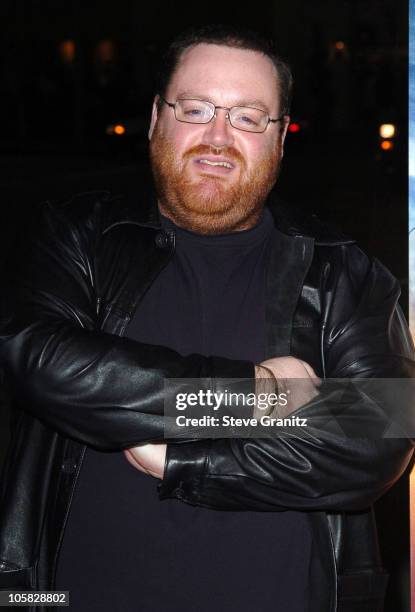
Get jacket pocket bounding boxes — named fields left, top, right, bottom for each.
left=337, top=570, right=389, bottom=612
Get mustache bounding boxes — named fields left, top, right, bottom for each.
left=183, top=145, right=244, bottom=166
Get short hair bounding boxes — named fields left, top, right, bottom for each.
left=155, top=24, right=293, bottom=115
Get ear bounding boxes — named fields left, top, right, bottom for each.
left=279, top=115, right=290, bottom=158
left=148, top=95, right=160, bottom=141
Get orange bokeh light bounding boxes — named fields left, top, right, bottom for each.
left=58, top=40, right=76, bottom=64
left=95, top=39, right=116, bottom=63
left=113, top=124, right=126, bottom=135
left=335, top=41, right=346, bottom=51
left=381, top=140, right=394, bottom=151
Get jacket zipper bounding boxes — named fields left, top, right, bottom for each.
left=51, top=444, right=87, bottom=590
left=326, top=515, right=339, bottom=612
left=320, top=259, right=338, bottom=611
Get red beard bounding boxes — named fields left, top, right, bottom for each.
left=150, top=125, right=282, bottom=234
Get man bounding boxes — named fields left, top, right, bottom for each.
left=0, top=24, right=413, bottom=612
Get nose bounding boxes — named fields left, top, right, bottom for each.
left=201, top=108, right=234, bottom=148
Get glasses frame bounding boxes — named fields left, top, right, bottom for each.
left=159, top=94, right=287, bottom=133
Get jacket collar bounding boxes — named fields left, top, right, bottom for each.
left=266, top=196, right=355, bottom=246
left=103, top=185, right=355, bottom=247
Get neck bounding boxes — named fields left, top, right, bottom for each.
left=157, top=200, right=265, bottom=235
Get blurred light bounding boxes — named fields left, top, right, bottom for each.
left=288, top=123, right=301, bottom=133
left=106, top=124, right=127, bottom=136
left=95, top=39, right=116, bottom=63
left=335, top=41, right=346, bottom=51
left=114, top=124, right=126, bottom=135
left=381, top=140, right=394, bottom=151
left=58, top=40, right=76, bottom=64
left=379, top=123, right=396, bottom=139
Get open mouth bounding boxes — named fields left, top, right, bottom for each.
left=193, top=157, right=235, bottom=173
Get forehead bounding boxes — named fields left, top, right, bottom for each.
left=167, top=43, right=280, bottom=111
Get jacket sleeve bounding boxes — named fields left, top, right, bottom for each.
left=159, top=247, right=415, bottom=511
left=0, top=198, right=254, bottom=451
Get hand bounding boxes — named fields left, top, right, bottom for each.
left=124, top=443, right=167, bottom=479
left=256, top=356, right=319, bottom=381
left=255, top=356, right=321, bottom=418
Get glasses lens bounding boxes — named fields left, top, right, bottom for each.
left=229, top=107, right=268, bottom=132
left=176, top=99, right=214, bottom=123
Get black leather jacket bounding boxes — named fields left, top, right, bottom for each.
left=0, top=190, right=414, bottom=612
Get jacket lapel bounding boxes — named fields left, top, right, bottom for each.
left=265, top=228, right=314, bottom=358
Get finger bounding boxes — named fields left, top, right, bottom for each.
left=299, top=360, right=322, bottom=384
left=124, top=449, right=145, bottom=471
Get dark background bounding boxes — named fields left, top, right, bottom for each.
left=0, top=1, right=410, bottom=609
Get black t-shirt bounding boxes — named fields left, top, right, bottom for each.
left=56, top=208, right=312, bottom=611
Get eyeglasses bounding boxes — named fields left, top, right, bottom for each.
left=159, top=95, right=287, bottom=133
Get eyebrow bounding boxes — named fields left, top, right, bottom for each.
left=175, top=91, right=270, bottom=112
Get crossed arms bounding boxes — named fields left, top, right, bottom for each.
left=1, top=200, right=414, bottom=512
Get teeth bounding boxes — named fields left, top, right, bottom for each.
left=199, top=159, right=232, bottom=169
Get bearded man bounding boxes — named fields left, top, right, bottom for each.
left=0, top=24, right=413, bottom=612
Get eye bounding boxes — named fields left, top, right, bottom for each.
left=178, top=100, right=212, bottom=122
left=240, top=115, right=257, bottom=125
left=184, top=108, right=204, bottom=117
left=232, top=107, right=263, bottom=128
